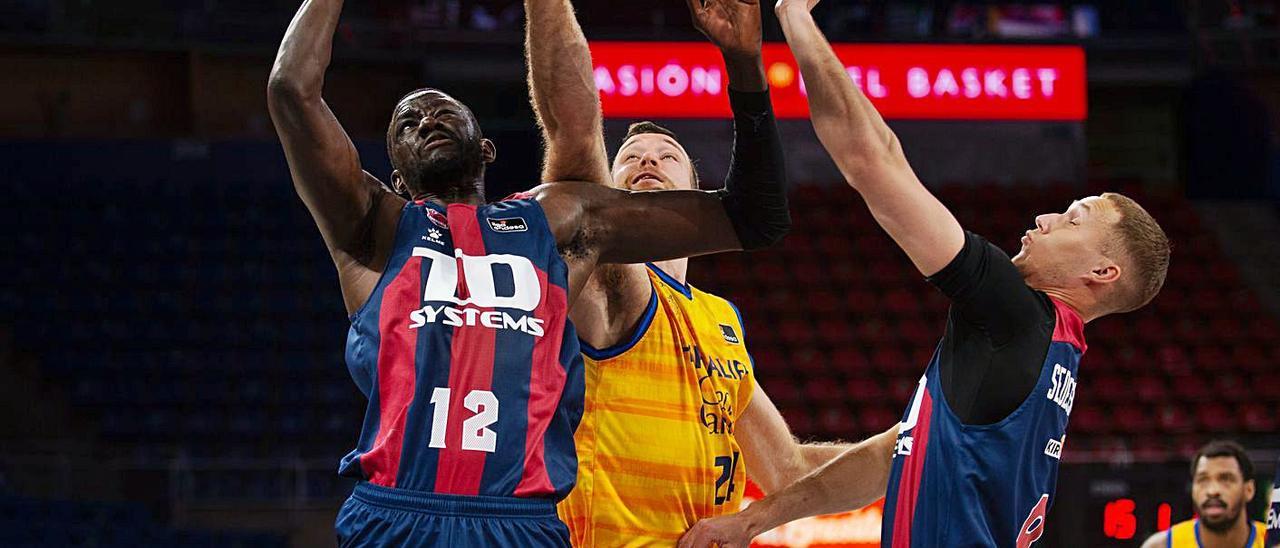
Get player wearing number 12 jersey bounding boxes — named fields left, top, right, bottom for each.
left=267, top=0, right=790, bottom=545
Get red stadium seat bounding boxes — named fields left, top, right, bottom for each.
left=1155, top=405, right=1193, bottom=434
left=804, top=378, right=845, bottom=405
left=1070, top=404, right=1108, bottom=435
left=762, top=380, right=803, bottom=409
left=1230, top=345, right=1267, bottom=373
left=817, top=408, right=858, bottom=439
left=782, top=408, right=815, bottom=437
left=1133, top=376, right=1166, bottom=404
left=858, top=406, right=901, bottom=435
left=1191, top=345, right=1231, bottom=373
left=830, top=347, right=871, bottom=374
left=791, top=349, right=828, bottom=376
left=805, top=290, right=843, bottom=318
left=779, top=319, right=815, bottom=347
left=870, top=347, right=911, bottom=375
left=1195, top=404, right=1238, bottom=432
left=1157, top=345, right=1192, bottom=376
left=1241, top=404, right=1276, bottom=433
left=1093, top=376, right=1130, bottom=404
left=845, top=378, right=886, bottom=404
left=1113, top=405, right=1148, bottom=435
left=816, top=319, right=857, bottom=348
left=1172, top=375, right=1213, bottom=403
left=886, top=377, right=919, bottom=406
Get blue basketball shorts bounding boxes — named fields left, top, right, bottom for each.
left=335, top=482, right=570, bottom=547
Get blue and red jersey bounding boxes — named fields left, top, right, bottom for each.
left=882, top=299, right=1085, bottom=547
left=339, top=197, right=585, bottom=501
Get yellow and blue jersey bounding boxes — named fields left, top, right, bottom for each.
left=1166, top=519, right=1265, bottom=547
left=557, top=264, right=755, bottom=546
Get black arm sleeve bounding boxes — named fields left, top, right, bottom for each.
left=927, top=231, right=1056, bottom=424
left=716, top=88, right=790, bottom=250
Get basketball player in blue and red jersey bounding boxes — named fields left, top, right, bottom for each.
left=680, top=1, right=1172, bottom=547
left=266, top=0, right=789, bottom=545
left=1141, top=441, right=1266, bottom=548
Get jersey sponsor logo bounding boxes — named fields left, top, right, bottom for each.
left=425, top=208, right=449, bottom=229
left=1046, top=363, right=1076, bottom=415
left=487, top=217, right=528, bottom=233
left=408, top=305, right=546, bottom=337
left=895, top=375, right=927, bottom=457
left=421, top=228, right=445, bottom=246
left=719, top=324, right=740, bottom=344
left=1044, top=435, right=1065, bottom=460
left=407, top=247, right=546, bottom=337
left=683, top=344, right=750, bottom=436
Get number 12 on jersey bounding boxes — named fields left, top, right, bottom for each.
left=427, top=388, right=499, bottom=453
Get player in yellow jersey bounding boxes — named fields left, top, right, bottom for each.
left=524, top=0, right=858, bottom=545
left=1143, top=441, right=1266, bottom=548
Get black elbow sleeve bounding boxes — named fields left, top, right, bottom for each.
left=719, top=88, right=791, bottom=250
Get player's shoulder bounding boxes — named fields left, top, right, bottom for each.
left=681, top=281, right=747, bottom=329
left=1138, top=529, right=1168, bottom=548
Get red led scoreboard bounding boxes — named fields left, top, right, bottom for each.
left=590, top=42, right=1086, bottom=121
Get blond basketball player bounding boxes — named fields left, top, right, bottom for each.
left=524, top=0, right=855, bottom=544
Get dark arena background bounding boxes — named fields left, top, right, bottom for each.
left=1, top=1, right=1278, bottom=547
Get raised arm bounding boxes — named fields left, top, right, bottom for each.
left=776, top=0, right=962, bottom=276
left=524, top=0, right=610, bottom=185
left=678, top=424, right=899, bottom=548
left=267, top=0, right=403, bottom=314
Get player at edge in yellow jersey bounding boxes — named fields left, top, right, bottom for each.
left=1142, top=441, right=1266, bottom=548
left=524, top=0, right=857, bottom=544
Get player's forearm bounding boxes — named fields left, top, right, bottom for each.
left=799, top=442, right=855, bottom=470
left=524, top=0, right=602, bottom=153
left=718, top=89, right=790, bottom=250
left=776, top=5, right=900, bottom=184
left=723, top=51, right=767, bottom=93
left=737, top=430, right=894, bottom=536
left=752, top=442, right=849, bottom=494
left=268, top=0, right=344, bottom=99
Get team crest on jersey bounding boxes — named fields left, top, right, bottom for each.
left=719, top=324, right=740, bottom=344
left=424, top=208, right=449, bottom=229
left=487, top=217, right=528, bottom=233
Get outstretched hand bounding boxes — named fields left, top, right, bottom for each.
left=686, top=0, right=763, bottom=59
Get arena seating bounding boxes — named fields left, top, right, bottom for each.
left=0, top=495, right=285, bottom=547
left=1, top=179, right=1276, bottom=495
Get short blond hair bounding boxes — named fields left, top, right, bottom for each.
left=1102, top=192, right=1171, bottom=313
